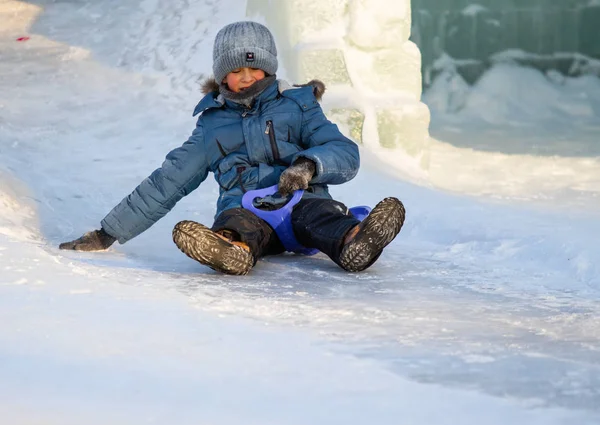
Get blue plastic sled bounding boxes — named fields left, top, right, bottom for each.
left=241, top=184, right=371, bottom=256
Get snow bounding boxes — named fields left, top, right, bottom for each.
left=2, top=0, right=600, bottom=424
left=427, top=59, right=600, bottom=126
left=422, top=62, right=600, bottom=207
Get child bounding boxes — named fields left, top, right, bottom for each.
left=59, top=21, right=405, bottom=275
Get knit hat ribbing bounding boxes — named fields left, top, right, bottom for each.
left=213, top=21, right=278, bottom=84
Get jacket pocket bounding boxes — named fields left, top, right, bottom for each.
left=265, top=120, right=282, bottom=164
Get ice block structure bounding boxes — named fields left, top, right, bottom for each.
left=247, top=0, right=431, bottom=170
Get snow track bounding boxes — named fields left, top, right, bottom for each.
left=1, top=1, right=600, bottom=423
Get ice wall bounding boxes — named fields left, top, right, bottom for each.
left=247, top=0, right=431, bottom=171
left=412, top=0, right=600, bottom=88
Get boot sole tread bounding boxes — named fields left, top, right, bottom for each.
left=172, top=220, right=253, bottom=276
left=339, top=197, right=405, bottom=272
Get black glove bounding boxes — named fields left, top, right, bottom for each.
left=59, top=228, right=116, bottom=251
left=278, top=157, right=316, bottom=195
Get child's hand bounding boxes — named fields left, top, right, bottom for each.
left=59, top=228, right=116, bottom=251
left=278, top=158, right=316, bottom=195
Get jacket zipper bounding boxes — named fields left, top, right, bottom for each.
left=236, top=166, right=247, bottom=193
left=265, top=120, right=281, bottom=163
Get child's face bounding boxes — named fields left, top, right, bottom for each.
left=224, top=67, right=266, bottom=93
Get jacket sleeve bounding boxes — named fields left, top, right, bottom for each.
left=291, top=101, right=360, bottom=186
left=101, top=122, right=209, bottom=244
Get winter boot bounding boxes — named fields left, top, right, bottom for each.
left=172, top=220, right=254, bottom=276
left=338, top=197, right=405, bottom=272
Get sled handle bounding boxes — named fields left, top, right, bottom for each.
left=242, top=185, right=318, bottom=255
left=241, top=184, right=303, bottom=217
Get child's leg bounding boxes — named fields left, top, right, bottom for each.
left=291, top=197, right=405, bottom=272
left=211, top=208, right=285, bottom=259
left=291, top=198, right=360, bottom=264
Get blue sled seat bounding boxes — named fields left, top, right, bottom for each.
left=242, top=184, right=371, bottom=256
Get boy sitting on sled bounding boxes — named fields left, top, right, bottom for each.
left=60, top=21, right=405, bottom=275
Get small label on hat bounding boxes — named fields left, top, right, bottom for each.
left=246, top=52, right=255, bottom=62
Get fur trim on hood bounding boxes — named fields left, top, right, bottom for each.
left=199, top=77, right=326, bottom=101
left=296, top=79, right=326, bottom=101
left=200, top=77, right=220, bottom=95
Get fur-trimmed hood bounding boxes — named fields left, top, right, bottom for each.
left=200, top=77, right=326, bottom=101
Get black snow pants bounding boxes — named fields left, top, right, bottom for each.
left=211, top=198, right=361, bottom=265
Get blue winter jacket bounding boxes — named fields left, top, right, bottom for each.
left=101, top=79, right=360, bottom=244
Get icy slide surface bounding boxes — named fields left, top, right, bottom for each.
left=1, top=1, right=600, bottom=424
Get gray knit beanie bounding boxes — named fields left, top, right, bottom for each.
left=213, top=21, right=278, bottom=84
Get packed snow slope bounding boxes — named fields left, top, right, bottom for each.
left=1, top=1, right=600, bottom=424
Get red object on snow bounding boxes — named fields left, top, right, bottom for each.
left=16, top=36, right=30, bottom=42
